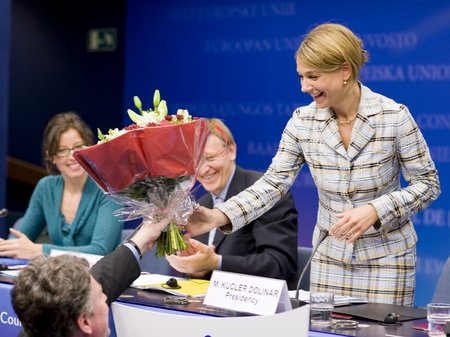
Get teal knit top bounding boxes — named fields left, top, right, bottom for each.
left=17, top=175, right=123, bottom=255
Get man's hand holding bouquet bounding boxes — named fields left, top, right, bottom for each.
left=73, top=90, right=210, bottom=257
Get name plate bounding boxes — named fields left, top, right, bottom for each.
left=203, top=270, right=292, bottom=315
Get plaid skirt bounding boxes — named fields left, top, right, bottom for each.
left=309, top=247, right=416, bottom=306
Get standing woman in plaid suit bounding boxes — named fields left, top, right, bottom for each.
left=185, top=23, right=440, bottom=306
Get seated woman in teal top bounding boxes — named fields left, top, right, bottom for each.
left=0, top=112, right=123, bottom=259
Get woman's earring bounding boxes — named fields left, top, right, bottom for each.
left=343, top=80, right=348, bottom=85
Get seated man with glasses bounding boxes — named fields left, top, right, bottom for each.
left=0, top=112, right=123, bottom=259
left=166, top=119, right=299, bottom=287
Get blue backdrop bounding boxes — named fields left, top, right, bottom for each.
left=123, top=0, right=450, bottom=307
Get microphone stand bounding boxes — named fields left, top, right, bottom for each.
left=0, top=208, right=8, bottom=218
left=291, top=229, right=329, bottom=309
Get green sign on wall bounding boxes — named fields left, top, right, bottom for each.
left=87, top=28, right=117, bottom=52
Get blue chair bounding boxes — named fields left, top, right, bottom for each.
left=7, top=217, right=52, bottom=243
left=121, top=228, right=135, bottom=242
left=7, top=217, right=23, bottom=239
left=432, top=256, right=450, bottom=304
left=139, top=246, right=176, bottom=276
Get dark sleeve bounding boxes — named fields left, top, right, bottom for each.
left=17, top=330, right=29, bottom=337
left=91, top=245, right=141, bottom=305
left=221, top=190, right=298, bottom=283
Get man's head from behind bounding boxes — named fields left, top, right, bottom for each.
left=199, top=119, right=236, bottom=195
left=11, top=254, right=109, bottom=337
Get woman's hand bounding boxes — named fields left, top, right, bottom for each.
left=184, top=206, right=231, bottom=238
left=0, top=228, right=43, bottom=259
left=329, top=204, right=379, bottom=244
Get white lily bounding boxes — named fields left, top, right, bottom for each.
left=127, top=109, right=141, bottom=123
left=177, top=109, right=191, bottom=123
left=97, top=89, right=196, bottom=143
left=153, top=90, right=161, bottom=108
left=157, top=100, right=168, bottom=116
left=98, top=128, right=129, bottom=143
left=136, top=111, right=165, bottom=126
left=133, top=96, right=143, bottom=112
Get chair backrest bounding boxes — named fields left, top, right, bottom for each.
left=121, top=228, right=135, bottom=243
left=432, top=256, right=450, bottom=304
left=7, top=217, right=52, bottom=243
left=139, top=246, right=177, bottom=276
left=122, top=228, right=177, bottom=276
left=7, top=217, right=23, bottom=239
left=289, top=246, right=313, bottom=291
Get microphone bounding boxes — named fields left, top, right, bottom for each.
left=291, top=229, right=329, bottom=309
left=0, top=208, right=8, bottom=218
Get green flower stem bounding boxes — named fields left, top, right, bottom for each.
left=155, top=222, right=188, bottom=257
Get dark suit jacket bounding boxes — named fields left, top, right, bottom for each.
left=195, top=166, right=298, bottom=287
left=18, top=245, right=140, bottom=337
left=91, top=244, right=141, bottom=305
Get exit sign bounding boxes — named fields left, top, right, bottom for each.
left=87, top=28, right=117, bottom=52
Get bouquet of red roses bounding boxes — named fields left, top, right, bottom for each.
left=73, top=90, right=210, bottom=257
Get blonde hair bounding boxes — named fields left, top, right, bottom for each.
left=208, top=118, right=235, bottom=147
left=295, top=23, right=369, bottom=85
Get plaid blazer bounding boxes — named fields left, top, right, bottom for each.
left=218, top=84, right=440, bottom=263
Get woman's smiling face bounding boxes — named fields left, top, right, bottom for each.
left=51, top=128, right=86, bottom=180
left=297, top=61, right=348, bottom=110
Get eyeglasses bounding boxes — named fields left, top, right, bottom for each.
left=55, top=144, right=85, bottom=157
left=204, top=146, right=230, bottom=163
